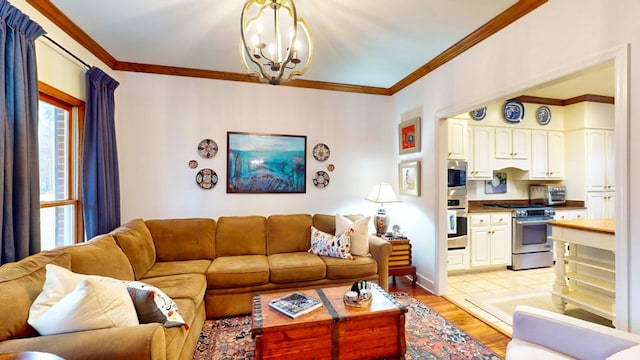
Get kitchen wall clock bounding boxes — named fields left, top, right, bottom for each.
left=469, top=107, right=487, bottom=120
left=198, top=139, right=218, bottom=158
left=503, top=100, right=524, bottom=123
left=536, top=106, right=552, bottom=125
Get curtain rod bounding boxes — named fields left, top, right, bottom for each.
left=42, top=34, right=91, bottom=70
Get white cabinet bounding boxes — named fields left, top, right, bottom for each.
left=530, top=130, right=564, bottom=180
left=468, top=126, right=493, bottom=180
left=495, top=128, right=530, bottom=160
left=553, top=209, right=586, bottom=221
left=447, top=248, right=469, bottom=271
left=586, top=192, right=615, bottom=219
left=469, top=213, right=511, bottom=268
left=447, top=119, right=468, bottom=160
left=584, top=129, right=615, bottom=219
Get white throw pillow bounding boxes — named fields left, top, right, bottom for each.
left=336, top=214, right=371, bottom=256
left=28, top=264, right=138, bottom=335
left=29, top=278, right=139, bottom=336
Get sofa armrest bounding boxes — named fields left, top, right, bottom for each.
left=507, top=305, right=640, bottom=360
left=0, top=323, right=166, bottom=360
left=368, top=235, right=393, bottom=292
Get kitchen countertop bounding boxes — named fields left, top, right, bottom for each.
left=467, top=200, right=586, bottom=213
left=549, top=218, right=615, bottom=235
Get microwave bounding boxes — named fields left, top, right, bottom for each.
left=447, top=160, right=467, bottom=196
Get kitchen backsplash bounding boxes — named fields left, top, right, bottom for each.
left=467, top=168, right=562, bottom=201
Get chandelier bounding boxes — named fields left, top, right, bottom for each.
left=240, top=0, right=313, bottom=85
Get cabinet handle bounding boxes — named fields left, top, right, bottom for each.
left=479, top=219, right=484, bottom=223
left=448, top=152, right=452, bottom=156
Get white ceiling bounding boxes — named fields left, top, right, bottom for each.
left=47, top=0, right=614, bottom=98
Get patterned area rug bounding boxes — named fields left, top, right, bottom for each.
left=193, top=292, right=502, bottom=360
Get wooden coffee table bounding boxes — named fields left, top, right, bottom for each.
left=251, top=284, right=406, bottom=360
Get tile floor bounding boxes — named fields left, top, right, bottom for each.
left=445, top=266, right=556, bottom=335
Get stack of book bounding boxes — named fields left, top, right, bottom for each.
left=386, top=238, right=412, bottom=267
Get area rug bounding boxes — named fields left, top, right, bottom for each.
left=193, top=292, right=502, bottom=360
left=467, top=290, right=613, bottom=327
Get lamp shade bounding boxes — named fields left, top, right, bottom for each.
left=365, top=183, right=401, bottom=204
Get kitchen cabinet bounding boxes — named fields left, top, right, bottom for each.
left=553, top=209, right=586, bottom=221
left=529, top=130, right=564, bottom=180
left=468, top=126, right=493, bottom=180
left=469, top=212, right=511, bottom=268
left=447, top=119, right=468, bottom=160
left=447, top=248, right=469, bottom=271
left=585, top=129, right=615, bottom=192
left=495, top=128, right=530, bottom=160
left=586, top=192, right=615, bottom=219
left=550, top=219, right=615, bottom=324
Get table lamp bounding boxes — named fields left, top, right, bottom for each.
left=365, top=182, right=402, bottom=236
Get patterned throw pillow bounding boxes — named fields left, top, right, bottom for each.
left=126, top=281, right=187, bottom=329
left=308, top=226, right=354, bottom=260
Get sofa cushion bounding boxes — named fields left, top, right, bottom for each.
left=142, top=259, right=212, bottom=279
left=61, top=234, right=135, bottom=280
left=138, top=273, right=207, bottom=309
left=506, top=338, right=574, bottom=360
left=216, top=216, right=266, bottom=256
left=268, top=252, right=326, bottom=283
left=145, top=218, right=216, bottom=261
left=126, top=281, right=186, bottom=328
left=309, top=227, right=353, bottom=260
left=323, top=255, right=378, bottom=279
left=30, top=278, right=139, bottom=336
left=335, top=214, right=371, bottom=256
left=207, top=255, right=270, bottom=288
left=0, top=250, right=70, bottom=341
left=164, top=298, right=196, bottom=360
left=111, top=218, right=156, bottom=279
left=608, top=344, right=640, bottom=360
left=267, top=214, right=312, bottom=255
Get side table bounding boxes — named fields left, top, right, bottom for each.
left=386, top=238, right=417, bottom=288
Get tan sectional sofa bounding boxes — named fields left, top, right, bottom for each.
left=0, top=214, right=393, bottom=360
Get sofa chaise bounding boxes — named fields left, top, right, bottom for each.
left=0, top=214, right=393, bottom=360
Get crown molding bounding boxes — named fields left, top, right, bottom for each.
left=514, top=94, right=615, bottom=105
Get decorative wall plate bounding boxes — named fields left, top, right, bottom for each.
left=536, top=105, right=552, bottom=125
left=327, top=164, right=335, bottom=172
left=312, top=143, right=330, bottom=161
left=313, top=171, right=330, bottom=188
left=188, top=160, right=198, bottom=169
left=469, top=107, right=487, bottom=121
left=197, top=139, right=218, bottom=159
left=503, top=100, right=525, bottom=123
left=196, top=168, right=218, bottom=189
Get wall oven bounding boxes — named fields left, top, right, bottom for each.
left=447, top=208, right=468, bottom=250
left=447, top=160, right=467, bottom=197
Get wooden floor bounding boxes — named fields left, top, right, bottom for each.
left=389, top=276, right=511, bottom=359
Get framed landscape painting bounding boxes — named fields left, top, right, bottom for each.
left=398, top=117, right=421, bottom=154
left=227, top=132, right=307, bottom=193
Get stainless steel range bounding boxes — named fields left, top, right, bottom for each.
left=484, top=204, right=555, bottom=270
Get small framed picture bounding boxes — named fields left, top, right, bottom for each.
left=398, top=161, right=420, bottom=196
left=485, top=172, right=507, bottom=194
left=398, top=117, right=421, bottom=154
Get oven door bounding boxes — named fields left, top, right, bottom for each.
left=447, top=209, right=468, bottom=250
left=512, top=217, right=553, bottom=254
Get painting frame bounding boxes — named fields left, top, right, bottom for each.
left=227, top=131, right=307, bottom=193
left=398, top=117, right=421, bottom=154
left=485, top=171, right=507, bottom=194
left=398, top=160, right=420, bottom=196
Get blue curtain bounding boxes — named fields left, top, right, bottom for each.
left=82, top=67, right=120, bottom=240
left=0, top=0, right=45, bottom=264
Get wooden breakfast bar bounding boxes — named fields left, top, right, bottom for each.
left=549, top=218, right=616, bottom=325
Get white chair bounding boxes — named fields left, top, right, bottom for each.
left=506, top=305, right=640, bottom=360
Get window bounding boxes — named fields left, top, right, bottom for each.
left=38, top=82, right=84, bottom=249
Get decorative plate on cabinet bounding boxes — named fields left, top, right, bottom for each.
left=313, top=171, right=330, bottom=188
left=503, top=100, right=525, bottom=123
left=196, top=168, right=218, bottom=189
left=312, top=143, right=330, bottom=161
left=536, top=106, right=552, bottom=125
left=469, top=107, right=487, bottom=121
left=197, top=139, right=218, bottom=159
